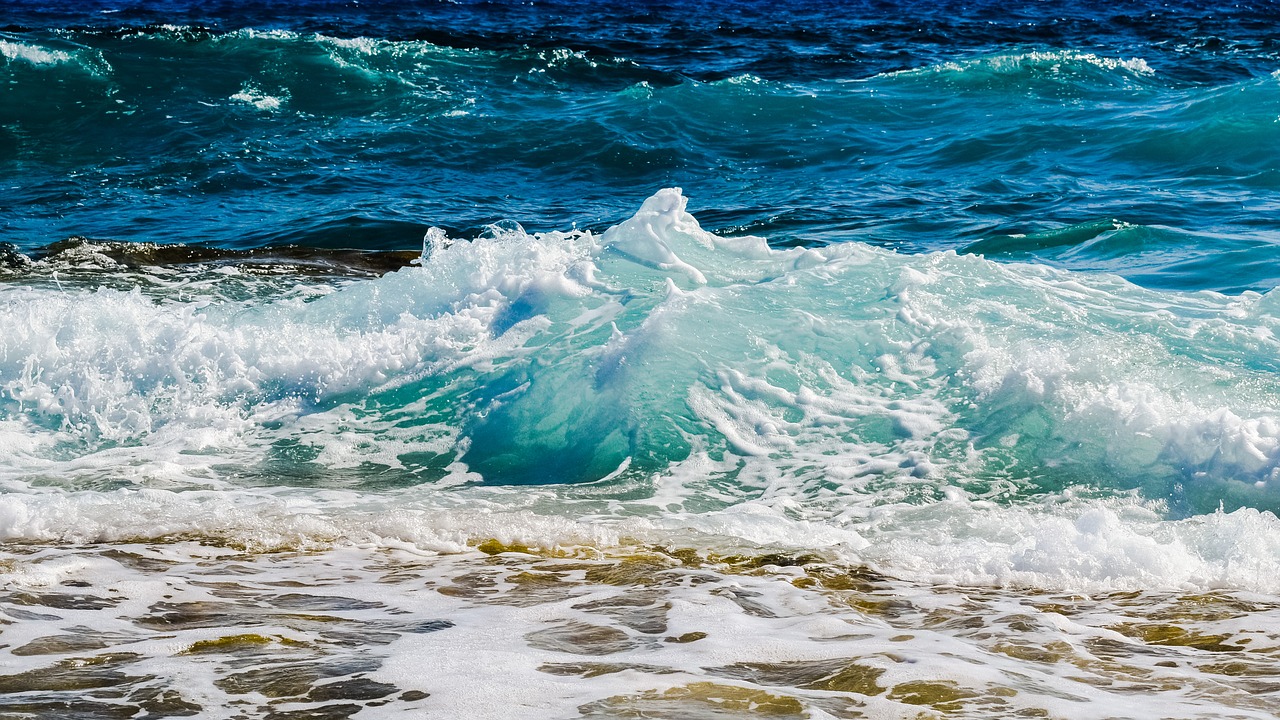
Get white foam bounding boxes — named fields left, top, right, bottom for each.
left=0, top=485, right=638, bottom=553
left=3, top=537, right=1274, bottom=720
left=2, top=189, right=1280, bottom=595
left=858, top=499, right=1280, bottom=593
left=230, top=83, right=287, bottom=110
left=0, top=39, right=73, bottom=66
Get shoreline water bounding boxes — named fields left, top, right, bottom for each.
left=4, top=539, right=1279, bottom=719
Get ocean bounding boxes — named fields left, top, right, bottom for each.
left=3, top=0, right=1280, bottom=717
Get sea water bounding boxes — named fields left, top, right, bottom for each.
left=3, top=1, right=1280, bottom=718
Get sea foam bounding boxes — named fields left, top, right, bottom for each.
left=2, top=190, right=1280, bottom=593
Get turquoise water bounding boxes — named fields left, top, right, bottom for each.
left=4, top=3, right=1280, bottom=718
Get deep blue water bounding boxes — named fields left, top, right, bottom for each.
left=4, top=0, right=1280, bottom=291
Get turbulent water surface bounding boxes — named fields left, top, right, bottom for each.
left=4, top=1, right=1280, bottom=718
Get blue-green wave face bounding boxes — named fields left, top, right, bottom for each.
left=5, top=189, right=1280, bottom=524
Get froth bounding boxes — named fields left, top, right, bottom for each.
left=0, top=39, right=74, bottom=66
left=3, top=480, right=1280, bottom=594
left=0, top=486, right=634, bottom=554
left=2, top=189, right=1280, bottom=593
left=0, top=38, right=115, bottom=81
left=860, top=499, right=1280, bottom=593
left=230, top=83, right=287, bottom=110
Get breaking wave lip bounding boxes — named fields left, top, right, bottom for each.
left=870, top=48, right=1155, bottom=84
left=0, top=38, right=74, bottom=65
left=0, top=37, right=111, bottom=75
left=7, top=189, right=1280, bottom=492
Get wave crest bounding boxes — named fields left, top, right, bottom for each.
left=877, top=49, right=1155, bottom=89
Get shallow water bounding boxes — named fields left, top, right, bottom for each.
left=5, top=543, right=1280, bottom=719
left=3, top=1, right=1280, bottom=717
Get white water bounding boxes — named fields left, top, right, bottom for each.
left=2, top=190, right=1280, bottom=595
